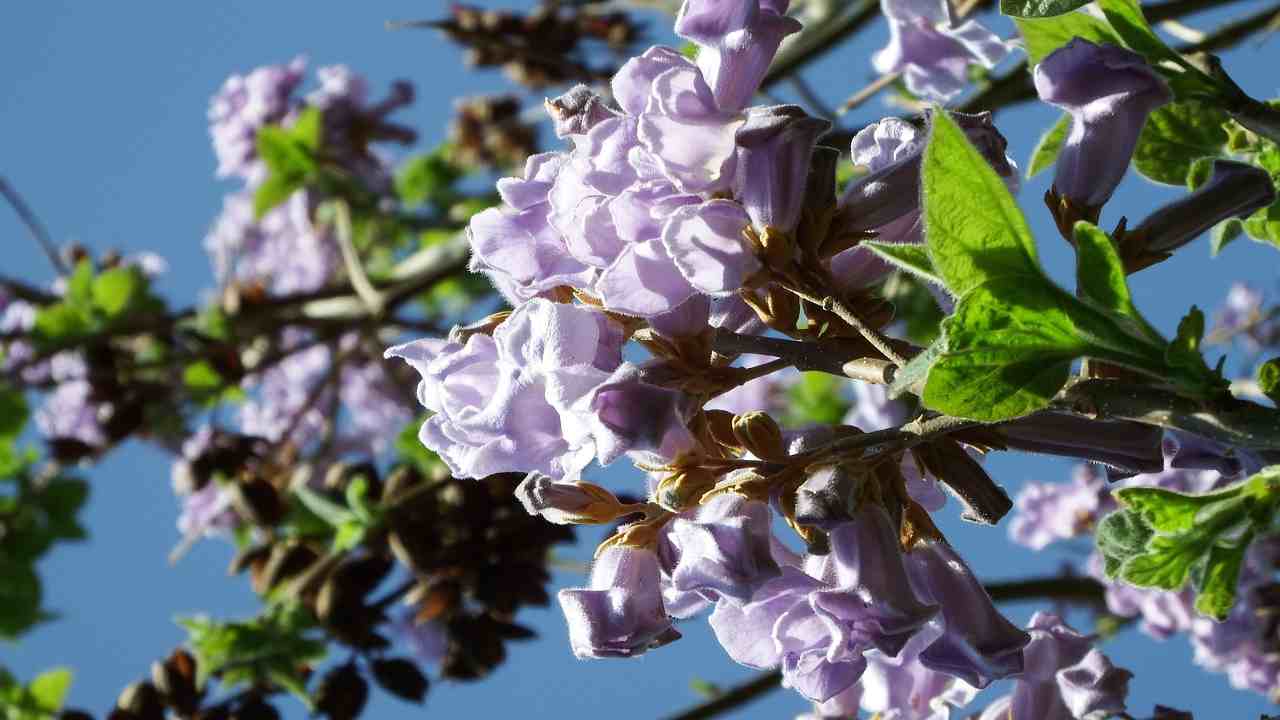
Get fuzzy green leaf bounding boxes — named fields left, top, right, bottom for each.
left=1133, top=102, right=1229, bottom=186
left=1027, top=113, right=1072, bottom=178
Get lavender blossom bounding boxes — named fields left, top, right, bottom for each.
left=734, top=105, right=831, bottom=231
left=469, top=152, right=595, bottom=304
left=35, top=380, right=106, bottom=449
left=1008, top=464, right=1111, bottom=551
left=674, top=0, right=803, bottom=111
left=985, top=612, right=1131, bottom=720
left=1034, top=39, right=1172, bottom=209
left=558, top=545, right=680, bottom=658
left=904, top=541, right=1030, bottom=687
left=709, top=505, right=937, bottom=702
left=392, top=610, right=448, bottom=668
left=204, top=191, right=337, bottom=296
left=659, top=493, right=780, bottom=605
left=857, top=625, right=981, bottom=720
left=386, top=300, right=624, bottom=480
left=208, top=56, right=307, bottom=182
left=872, top=0, right=1011, bottom=102
left=545, top=85, right=619, bottom=138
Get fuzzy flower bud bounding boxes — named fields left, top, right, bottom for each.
left=515, top=473, right=627, bottom=524
left=1132, top=159, right=1276, bottom=256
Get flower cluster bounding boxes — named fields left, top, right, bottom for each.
left=382, top=1, right=1142, bottom=715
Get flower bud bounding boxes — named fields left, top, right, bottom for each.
left=515, top=472, right=627, bottom=523
left=1128, top=159, right=1276, bottom=266
left=116, top=682, right=164, bottom=720
left=545, top=85, right=618, bottom=138
left=657, top=467, right=719, bottom=511
left=735, top=105, right=831, bottom=232
left=229, top=477, right=285, bottom=527
left=731, top=411, right=787, bottom=460
left=793, top=463, right=866, bottom=530
left=912, top=440, right=1011, bottom=525
left=704, top=409, right=740, bottom=449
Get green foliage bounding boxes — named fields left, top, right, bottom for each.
left=783, top=373, right=852, bottom=426
left=396, top=418, right=447, bottom=478
left=1097, top=467, right=1280, bottom=620
left=864, top=241, right=942, bottom=287
left=1000, top=0, right=1091, bottom=19
left=31, top=260, right=162, bottom=349
left=1258, top=358, right=1280, bottom=404
left=183, top=361, right=245, bottom=408
left=0, top=667, right=72, bottom=720
left=179, top=604, right=326, bottom=704
left=254, top=107, right=323, bottom=218
left=1027, top=113, right=1071, bottom=178
left=1133, top=102, right=1229, bottom=186
left=917, top=112, right=1226, bottom=422
left=1013, top=11, right=1118, bottom=64
left=0, top=439, right=89, bottom=640
left=396, top=146, right=464, bottom=210
left=882, top=272, right=946, bottom=346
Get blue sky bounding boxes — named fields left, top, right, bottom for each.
left=3, top=1, right=1280, bottom=717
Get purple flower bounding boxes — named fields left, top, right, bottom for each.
left=204, top=191, right=337, bottom=296
left=386, top=300, right=624, bottom=480
left=903, top=541, right=1029, bottom=688
left=735, top=105, right=831, bottom=231
left=208, top=56, right=307, bottom=182
left=619, top=47, right=746, bottom=193
left=662, top=200, right=760, bottom=295
left=1034, top=39, right=1172, bottom=209
left=659, top=493, right=780, bottom=605
left=392, top=610, right=448, bottom=667
left=709, top=505, right=937, bottom=702
left=872, top=0, right=1011, bottom=102
left=1008, top=464, right=1110, bottom=550
left=558, top=545, right=680, bottom=658
left=857, top=625, right=980, bottom=720
left=468, top=152, right=596, bottom=304
left=991, top=612, right=1131, bottom=720
left=674, top=0, right=803, bottom=111
left=35, top=380, right=106, bottom=449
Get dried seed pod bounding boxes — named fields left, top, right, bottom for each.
left=116, top=682, right=164, bottom=720
left=370, top=658, right=430, bottom=703
left=314, top=663, right=369, bottom=720
left=229, top=477, right=285, bottom=527
left=259, top=542, right=320, bottom=592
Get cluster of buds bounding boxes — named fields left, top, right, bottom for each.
left=448, top=96, right=538, bottom=169
left=431, top=3, right=637, bottom=88
left=93, top=649, right=212, bottom=720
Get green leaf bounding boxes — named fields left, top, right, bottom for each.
left=91, top=266, right=146, bottom=319
left=1194, top=538, right=1250, bottom=620
left=1211, top=217, right=1245, bottom=255
left=1258, top=358, right=1280, bottom=404
left=1186, top=156, right=1217, bottom=191
left=257, top=126, right=315, bottom=179
left=889, top=337, right=943, bottom=398
left=65, top=260, right=94, bottom=309
left=863, top=241, right=942, bottom=286
left=1114, top=485, right=1232, bottom=533
left=922, top=110, right=1044, bottom=299
left=0, top=386, right=28, bottom=443
left=1014, top=11, right=1120, bottom=64
left=1133, top=102, right=1229, bottom=186
left=253, top=174, right=302, bottom=219
left=1095, top=0, right=1177, bottom=64
left=1073, top=222, right=1134, bottom=319
left=27, top=669, right=71, bottom=712
left=396, top=419, right=446, bottom=477
left=1000, top=0, right=1090, bottom=18
left=783, top=373, right=852, bottom=426
left=1096, top=508, right=1153, bottom=578
left=1121, top=531, right=1207, bottom=589
left=1027, top=113, right=1071, bottom=178
left=923, top=280, right=1083, bottom=421
left=0, top=560, right=43, bottom=640
left=32, top=304, right=92, bottom=345
left=290, top=107, right=324, bottom=152
left=396, top=148, right=463, bottom=209
left=292, top=485, right=356, bottom=528
left=1166, top=306, right=1205, bottom=370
